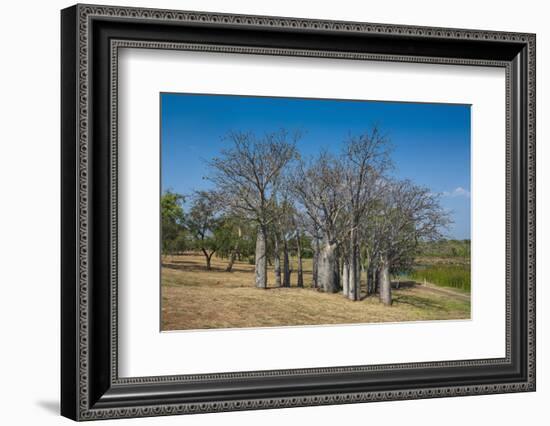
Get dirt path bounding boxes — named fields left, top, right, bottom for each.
left=408, top=282, right=470, bottom=302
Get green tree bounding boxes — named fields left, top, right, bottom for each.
left=213, top=216, right=248, bottom=272
left=187, top=191, right=221, bottom=270
left=161, top=191, right=186, bottom=257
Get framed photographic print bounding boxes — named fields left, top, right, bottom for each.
left=61, top=4, right=536, bottom=421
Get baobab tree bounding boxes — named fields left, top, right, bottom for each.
left=341, top=129, right=391, bottom=300
left=291, top=130, right=391, bottom=297
left=290, top=152, right=346, bottom=293
left=375, top=179, right=451, bottom=305
left=208, top=130, right=299, bottom=288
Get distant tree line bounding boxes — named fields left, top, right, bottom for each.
left=161, top=128, right=450, bottom=305
left=417, top=239, right=470, bottom=260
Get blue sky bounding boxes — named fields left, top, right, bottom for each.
left=161, top=93, right=471, bottom=239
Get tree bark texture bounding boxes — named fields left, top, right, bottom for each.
left=283, top=238, right=291, bottom=287
left=201, top=248, right=213, bottom=271
left=348, top=228, right=360, bottom=301
left=342, top=261, right=350, bottom=297
left=255, top=226, right=268, bottom=288
left=312, top=236, right=320, bottom=288
left=367, top=264, right=374, bottom=295
left=296, top=231, right=304, bottom=288
left=318, top=240, right=339, bottom=293
left=379, top=255, right=392, bottom=305
left=334, top=255, right=340, bottom=290
left=274, top=236, right=282, bottom=287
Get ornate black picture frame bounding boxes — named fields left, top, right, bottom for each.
left=61, top=4, right=536, bottom=421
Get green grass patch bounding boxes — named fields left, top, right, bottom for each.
left=410, top=264, right=471, bottom=292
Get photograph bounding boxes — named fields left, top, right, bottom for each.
left=160, top=93, right=472, bottom=331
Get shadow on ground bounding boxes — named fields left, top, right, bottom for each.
left=35, top=400, right=59, bottom=416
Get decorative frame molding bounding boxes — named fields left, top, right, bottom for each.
left=61, top=4, right=536, bottom=421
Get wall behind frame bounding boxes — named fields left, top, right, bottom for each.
left=0, top=0, right=546, bottom=425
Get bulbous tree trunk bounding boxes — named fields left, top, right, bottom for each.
left=379, top=255, right=392, bottom=305
left=318, top=239, right=339, bottom=293
left=342, top=261, right=350, bottom=297
left=255, top=225, right=268, bottom=289
left=274, top=236, right=282, bottom=287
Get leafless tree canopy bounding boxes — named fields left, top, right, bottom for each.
left=208, top=130, right=299, bottom=226
left=207, top=130, right=299, bottom=288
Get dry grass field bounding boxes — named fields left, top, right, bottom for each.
left=161, top=253, right=470, bottom=331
